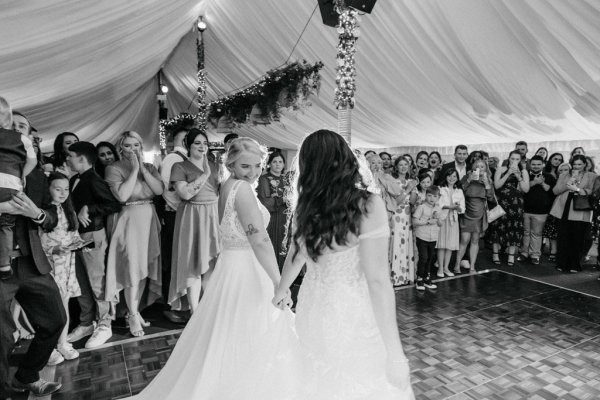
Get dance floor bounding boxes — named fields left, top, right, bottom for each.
left=9, top=270, right=600, bottom=399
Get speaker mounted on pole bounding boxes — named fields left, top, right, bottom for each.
left=317, top=0, right=377, bottom=27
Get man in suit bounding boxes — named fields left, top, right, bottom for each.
left=436, top=144, right=469, bottom=185
left=0, top=166, right=65, bottom=398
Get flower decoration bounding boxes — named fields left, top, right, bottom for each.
left=335, top=8, right=359, bottom=109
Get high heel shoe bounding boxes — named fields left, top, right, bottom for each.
left=507, top=255, right=515, bottom=267
left=127, top=313, right=145, bottom=337
left=492, top=252, right=500, bottom=265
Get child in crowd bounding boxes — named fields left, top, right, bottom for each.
left=436, top=168, right=465, bottom=277
left=0, top=96, right=38, bottom=279
left=412, top=185, right=441, bottom=291
left=415, top=170, right=433, bottom=206
left=40, top=172, right=88, bottom=363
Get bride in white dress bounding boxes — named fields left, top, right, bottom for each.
left=130, top=137, right=299, bottom=399
left=273, top=129, right=415, bottom=399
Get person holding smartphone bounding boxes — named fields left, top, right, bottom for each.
left=65, top=142, right=121, bottom=349
left=488, top=150, right=530, bottom=266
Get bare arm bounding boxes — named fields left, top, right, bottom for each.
left=518, top=170, right=530, bottom=193
left=139, top=161, right=164, bottom=196
left=23, top=157, right=37, bottom=179
left=273, top=240, right=305, bottom=306
left=235, top=182, right=280, bottom=288
left=360, top=195, right=406, bottom=360
left=107, top=160, right=139, bottom=203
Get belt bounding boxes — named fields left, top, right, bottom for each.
left=188, top=200, right=217, bottom=205
left=123, top=200, right=154, bottom=206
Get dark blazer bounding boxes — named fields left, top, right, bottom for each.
left=13, top=168, right=58, bottom=275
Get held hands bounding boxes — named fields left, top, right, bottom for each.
left=202, top=155, right=211, bottom=176
left=272, top=287, right=293, bottom=310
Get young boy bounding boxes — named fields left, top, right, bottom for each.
left=0, top=96, right=37, bottom=279
left=412, top=185, right=442, bottom=291
left=66, top=141, right=121, bottom=348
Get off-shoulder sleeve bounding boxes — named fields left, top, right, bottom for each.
left=358, top=225, right=390, bottom=240
left=170, top=162, right=188, bottom=183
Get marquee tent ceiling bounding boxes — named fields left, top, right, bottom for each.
left=2, top=0, right=600, bottom=152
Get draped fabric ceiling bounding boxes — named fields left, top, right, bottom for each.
left=2, top=0, right=600, bottom=155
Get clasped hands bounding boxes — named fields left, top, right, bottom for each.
left=272, top=287, right=293, bottom=310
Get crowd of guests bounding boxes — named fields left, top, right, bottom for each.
left=0, top=91, right=599, bottom=396
left=1, top=93, right=298, bottom=399
left=364, top=141, right=600, bottom=291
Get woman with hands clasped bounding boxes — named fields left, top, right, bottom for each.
left=104, top=131, right=164, bottom=337
left=168, top=129, right=221, bottom=313
left=488, top=150, right=530, bottom=266
left=273, top=130, right=415, bottom=399
left=453, top=159, right=495, bottom=274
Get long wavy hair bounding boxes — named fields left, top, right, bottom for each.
left=45, top=172, right=78, bottom=232
left=52, top=132, right=79, bottom=168
left=94, top=141, right=120, bottom=178
left=291, top=129, right=370, bottom=262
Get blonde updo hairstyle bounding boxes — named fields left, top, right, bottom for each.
left=224, top=137, right=268, bottom=173
left=117, top=131, right=144, bottom=155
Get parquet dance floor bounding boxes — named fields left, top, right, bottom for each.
left=9, top=270, right=600, bottom=399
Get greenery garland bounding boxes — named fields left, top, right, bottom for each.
left=208, top=60, right=323, bottom=124
left=161, top=60, right=323, bottom=138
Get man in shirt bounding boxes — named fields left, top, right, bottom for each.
left=159, top=128, right=188, bottom=324
left=518, top=155, right=556, bottom=264
left=437, top=145, right=468, bottom=185
left=66, top=142, right=121, bottom=348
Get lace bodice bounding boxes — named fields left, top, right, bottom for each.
left=219, top=180, right=270, bottom=249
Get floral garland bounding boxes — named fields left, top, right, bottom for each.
left=208, top=60, right=324, bottom=124
left=335, top=8, right=359, bottom=109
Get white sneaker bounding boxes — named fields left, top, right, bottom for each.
left=67, top=323, right=95, bottom=343
left=85, top=326, right=112, bottom=349
left=460, top=260, right=470, bottom=269
left=57, top=342, right=79, bottom=360
left=46, top=349, right=64, bottom=366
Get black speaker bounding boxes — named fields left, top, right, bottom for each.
left=346, top=0, right=377, bottom=13
left=317, top=0, right=338, bottom=27
left=317, top=0, right=377, bottom=28
left=159, top=107, right=168, bottom=120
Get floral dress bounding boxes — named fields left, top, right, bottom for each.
left=257, top=171, right=291, bottom=269
left=40, top=204, right=82, bottom=298
left=379, top=176, right=416, bottom=286
left=487, top=173, right=524, bottom=247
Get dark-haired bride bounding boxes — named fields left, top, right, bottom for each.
left=274, top=129, right=415, bottom=399
left=129, top=132, right=413, bottom=399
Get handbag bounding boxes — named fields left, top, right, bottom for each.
left=573, top=194, right=593, bottom=211
left=487, top=192, right=505, bottom=224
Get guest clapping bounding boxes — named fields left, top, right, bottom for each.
left=104, top=131, right=164, bottom=337
left=168, top=129, right=221, bottom=313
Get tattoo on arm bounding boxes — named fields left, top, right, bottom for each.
left=262, top=236, right=271, bottom=243
left=245, top=224, right=259, bottom=236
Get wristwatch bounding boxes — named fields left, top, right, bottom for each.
left=32, top=210, right=46, bottom=223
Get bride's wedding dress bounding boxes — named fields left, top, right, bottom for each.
left=294, top=226, right=415, bottom=399
left=130, top=180, right=299, bottom=399
left=131, top=180, right=414, bottom=399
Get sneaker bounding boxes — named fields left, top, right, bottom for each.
left=85, top=325, right=112, bottom=349
left=423, top=279, right=437, bottom=289
left=460, top=260, right=470, bottom=269
left=46, top=349, right=64, bottom=366
left=67, top=323, right=95, bottom=343
left=531, top=258, right=540, bottom=265
left=516, top=254, right=528, bottom=262
left=11, top=378, right=62, bottom=396
left=415, top=280, right=425, bottom=291
left=57, top=343, right=79, bottom=360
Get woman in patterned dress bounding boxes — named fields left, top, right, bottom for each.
left=488, top=150, right=530, bottom=266
left=543, top=156, right=566, bottom=260
left=257, top=151, right=290, bottom=269
left=379, top=157, right=417, bottom=286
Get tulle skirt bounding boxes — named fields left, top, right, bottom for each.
left=130, top=246, right=300, bottom=400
